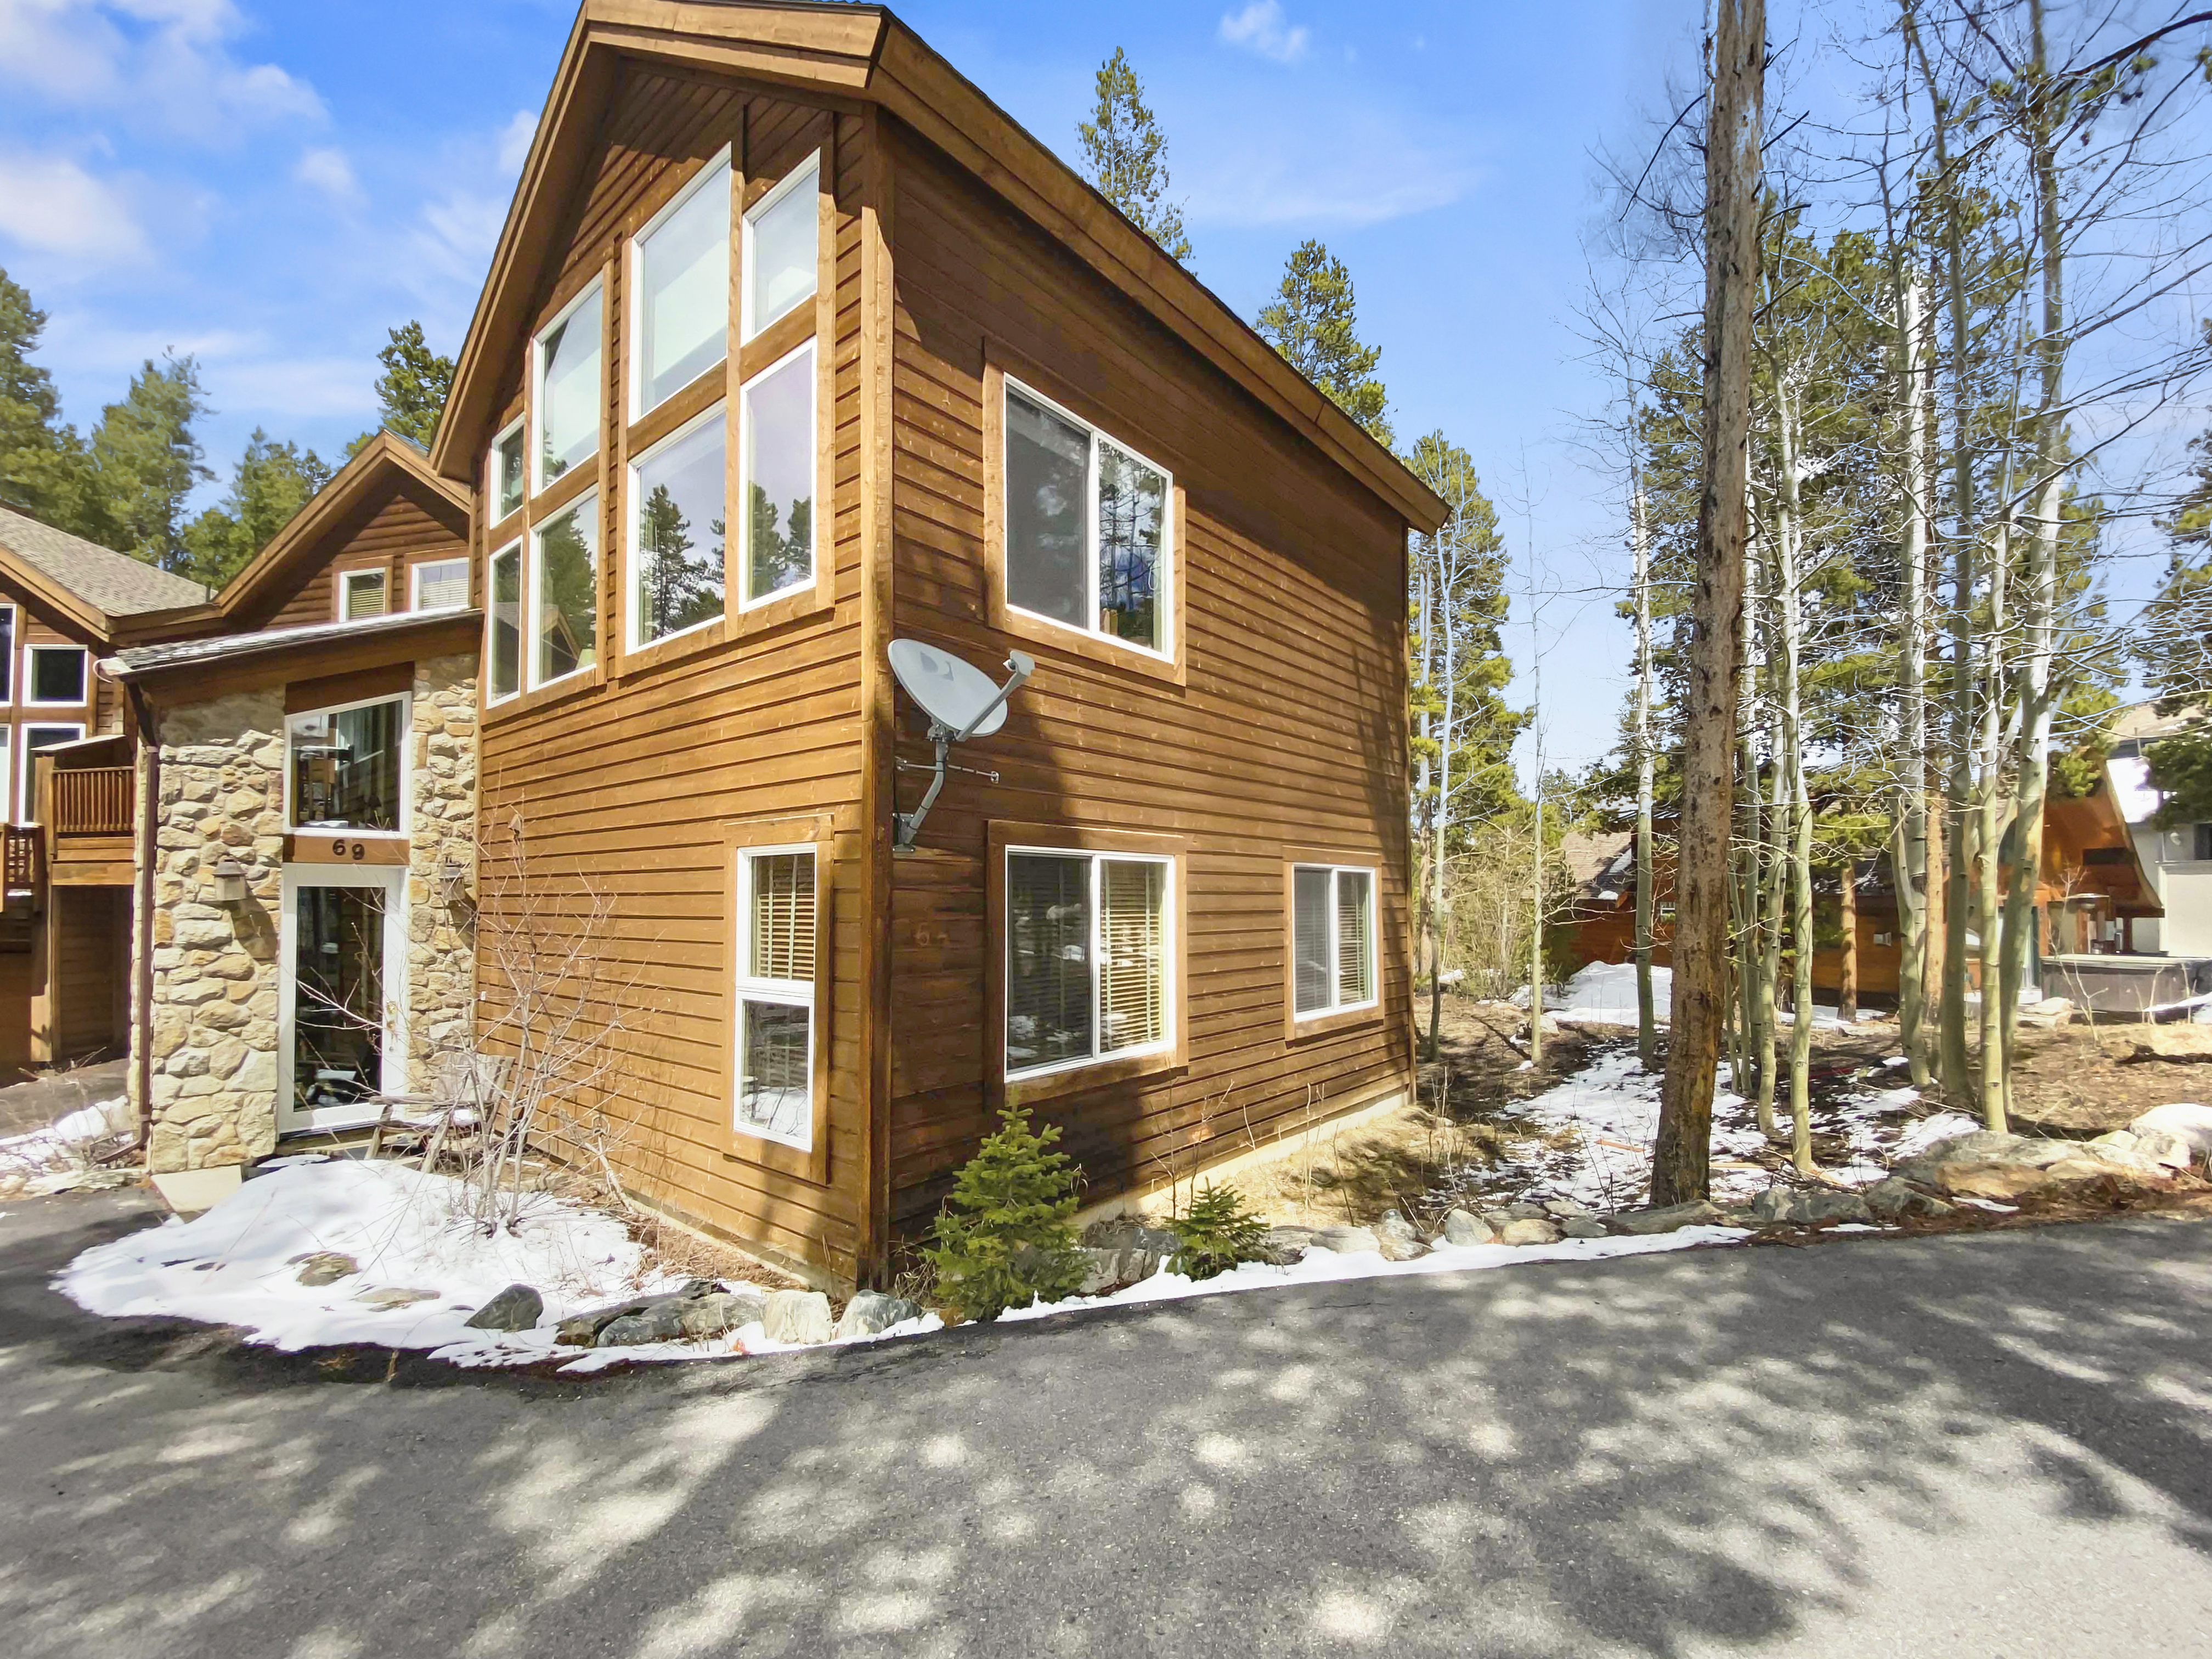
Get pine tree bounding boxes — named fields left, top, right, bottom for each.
left=348, top=320, right=454, bottom=455
left=1256, top=240, right=1392, bottom=445
left=0, top=268, right=100, bottom=533
left=1076, top=48, right=1192, bottom=264
left=89, top=354, right=213, bottom=573
left=1166, top=1183, right=1268, bottom=1280
left=179, top=428, right=334, bottom=587
left=636, top=482, right=724, bottom=636
left=924, top=1105, right=1087, bottom=1321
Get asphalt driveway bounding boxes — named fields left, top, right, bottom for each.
left=3, top=1188, right=2209, bottom=1658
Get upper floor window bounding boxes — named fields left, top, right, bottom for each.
left=16, top=723, right=83, bottom=823
left=1292, top=864, right=1376, bottom=1018
left=410, top=558, right=469, bottom=612
left=634, top=152, right=731, bottom=417
left=23, top=644, right=87, bottom=708
left=492, top=420, right=526, bottom=521
left=487, top=541, right=522, bottom=704
left=741, top=343, right=815, bottom=606
left=742, top=154, right=819, bottom=341
left=1005, top=847, right=1171, bottom=1079
left=629, top=403, right=726, bottom=646
left=531, top=496, right=598, bottom=689
left=733, top=846, right=817, bottom=1149
left=0, top=607, right=17, bottom=702
left=1003, top=380, right=1170, bottom=656
left=535, top=280, right=603, bottom=490
left=287, top=695, right=404, bottom=833
left=2194, top=823, right=2212, bottom=863
left=340, top=568, right=387, bottom=622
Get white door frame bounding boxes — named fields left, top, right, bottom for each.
left=278, top=864, right=408, bottom=1135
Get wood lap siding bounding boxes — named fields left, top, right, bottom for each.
left=882, top=122, right=1414, bottom=1233
left=260, top=483, right=471, bottom=629
left=473, top=68, right=874, bottom=1280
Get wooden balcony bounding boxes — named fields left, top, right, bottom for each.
left=51, top=766, right=133, bottom=836
left=38, top=758, right=136, bottom=889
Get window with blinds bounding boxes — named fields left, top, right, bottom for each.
left=1292, top=864, right=1376, bottom=1019
left=1005, top=847, right=1170, bottom=1079
left=735, top=848, right=816, bottom=1148
left=341, top=569, right=387, bottom=620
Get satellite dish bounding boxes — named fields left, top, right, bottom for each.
left=889, top=639, right=1015, bottom=738
left=887, top=639, right=1035, bottom=851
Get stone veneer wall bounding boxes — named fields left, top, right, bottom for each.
left=139, top=654, right=478, bottom=1175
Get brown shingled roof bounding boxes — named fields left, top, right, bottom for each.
left=0, top=505, right=209, bottom=618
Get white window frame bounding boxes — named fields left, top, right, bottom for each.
left=489, top=417, right=527, bottom=523
left=737, top=339, right=819, bottom=611
left=486, top=540, right=523, bottom=707
left=17, top=722, right=84, bottom=823
left=741, top=151, right=821, bottom=343
left=628, top=145, right=732, bottom=423
left=732, top=843, right=817, bottom=1151
left=1002, top=845, right=1176, bottom=1084
left=531, top=277, right=605, bottom=495
left=282, top=692, right=410, bottom=840
left=409, top=557, right=470, bottom=613
left=625, top=399, right=728, bottom=650
left=1292, top=862, right=1379, bottom=1021
left=21, top=643, right=88, bottom=709
left=0, top=605, right=18, bottom=704
left=336, top=568, right=388, bottom=623
left=1001, top=375, right=1175, bottom=662
left=277, top=862, right=409, bottom=1136
left=528, top=492, right=598, bottom=692
left=0, top=729, right=12, bottom=833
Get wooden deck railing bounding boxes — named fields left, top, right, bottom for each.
left=50, top=766, right=133, bottom=836
left=4, top=825, right=41, bottom=891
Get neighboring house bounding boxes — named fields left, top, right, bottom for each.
left=2108, top=702, right=2212, bottom=956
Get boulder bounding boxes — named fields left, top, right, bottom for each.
left=464, top=1283, right=544, bottom=1331
left=1313, top=1224, right=1380, bottom=1255
left=1374, top=1214, right=1426, bottom=1262
left=1497, top=1217, right=1562, bottom=1246
left=1893, top=1131, right=2076, bottom=1187
left=1937, top=1163, right=2059, bottom=1204
left=1079, top=1245, right=1166, bottom=1294
left=2041, top=1156, right=2174, bottom=1197
left=1252, top=1226, right=1317, bottom=1266
left=354, top=1286, right=439, bottom=1311
left=680, top=1292, right=766, bottom=1339
left=1501, top=1203, right=1550, bottom=1221
left=2018, top=996, right=2076, bottom=1029
left=762, top=1289, right=834, bottom=1345
left=1081, top=1216, right=1180, bottom=1256
left=1748, top=1186, right=1802, bottom=1224
left=1561, top=1217, right=1610, bottom=1239
left=554, top=1283, right=718, bottom=1347
left=2130, top=1102, right=2212, bottom=1156
left=1541, top=1197, right=1595, bottom=1220
left=1797, top=1189, right=1875, bottom=1226
left=1864, top=1178, right=1951, bottom=1220
left=1441, top=1208, right=1497, bottom=1247
left=291, top=1251, right=358, bottom=1287
left=597, top=1299, right=695, bottom=1347
left=1617, top=1200, right=1724, bottom=1235
left=834, top=1291, right=922, bottom=1340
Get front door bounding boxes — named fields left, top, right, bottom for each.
left=278, top=866, right=406, bottom=1133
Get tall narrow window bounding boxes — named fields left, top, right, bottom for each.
left=0, top=608, right=17, bottom=702
left=740, top=343, right=815, bottom=605
left=339, top=569, right=387, bottom=621
left=634, top=154, right=730, bottom=415
left=287, top=697, right=404, bottom=832
left=492, top=420, right=526, bottom=521
left=410, top=558, right=469, bottom=612
left=531, top=498, right=598, bottom=687
left=1005, top=848, right=1171, bottom=1079
left=23, top=645, right=88, bottom=707
left=16, top=724, right=78, bottom=823
left=734, top=847, right=816, bottom=1148
left=1291, top=864, right=1377, bottom=1018
left=488, top=543, right=521, bottom=702
left=1002, top=380, right=1170, bottom=654
left=628, top=404, right=726, bottom=645
left=742, top=154, right=819, bottom=340
left=535, top=281, right=603, bottom=489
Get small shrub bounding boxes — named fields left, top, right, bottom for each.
left=926, top=1106, right=1087, bottom=1321
left=1169, top=1183, right=1270, bottom=1280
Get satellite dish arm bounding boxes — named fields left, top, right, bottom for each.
left=896, top=650, right=1035, bottom=852
left=951, top=650, right=1034, bottom=743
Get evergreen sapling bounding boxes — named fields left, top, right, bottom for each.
left=926, top=1106, right=1087, bottom=1321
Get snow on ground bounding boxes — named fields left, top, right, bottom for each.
left=0, top=1095, right=131, bottom=1191
left=1525, top=963, right=1885, bottom=1032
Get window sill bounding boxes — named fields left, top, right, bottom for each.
left=617, top=614, right=727, bottom=680
left=1004, top=1047, right=1184, bottom=1110
left=1284, top=1003, right=1387, bottom=1045
left=482, top=662, right=607, bottom=725
left=730, top=571, right=835, bottom=640
left=988, top=598, right=1186, bottom=689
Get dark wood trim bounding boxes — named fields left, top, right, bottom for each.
left=285, top=662, right=413, bottom=715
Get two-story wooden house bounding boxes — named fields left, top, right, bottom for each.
left=127, top=1, right=1442, bottom=1284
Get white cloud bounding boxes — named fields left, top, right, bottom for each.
left=496, top=109, right=538, bottom=177
left=1219, top=2, right=1311, bottom=65
left=0, top=149, right=148, bottom=260
left=294, top=145, right=361, bottom=207
left=1181, top=106, right=1481, bottom=229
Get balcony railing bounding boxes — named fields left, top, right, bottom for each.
left=50, top=765, right=133, bottom=837
left=4, top=825, right=41, bottom=892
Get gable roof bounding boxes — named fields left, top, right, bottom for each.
left=430, top=0, right=1447, bottom=534
left=216, top=430, right=472, bottom=623
left=0, top=505, right=210, bottom=635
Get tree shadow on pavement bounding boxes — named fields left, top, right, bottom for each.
left=3, top=1192, right=2210, bottom=1658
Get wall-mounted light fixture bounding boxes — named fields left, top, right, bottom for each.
left=212, top=857, right=248, bottom=905
left=436, top=850, right=472, bottom=911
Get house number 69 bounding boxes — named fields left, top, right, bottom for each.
left=329, top=840, right=367, bottom=861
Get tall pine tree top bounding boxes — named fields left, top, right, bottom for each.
left=0, top=267, right=101, bottom=534
left=1257, top=240, right=1392, bottom=447
left=350, top=321, right=454, bottom=455
left=1076, top=48, right=1192, bottom=265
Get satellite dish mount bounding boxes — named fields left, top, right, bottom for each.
left=887, top=640, right=1034, bottom=853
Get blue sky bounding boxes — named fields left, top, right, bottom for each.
left=0, top=0, right=1710, bottom=776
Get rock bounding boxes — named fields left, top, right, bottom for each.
left=833, top=1291, right=922, bottom=1340
left=554, top=1283, right=718, bottom=1347
left=680, top=1292, right=766, bottom=1339
left=1796, top=1189, right=1875, bottom=1226
left=762, top=1289, right=834, bottom=1345
left=1541, top=1197, right=1595, bottom=1220
left=464, top=1283, right=544, bottom=1331
left=1748, top=1187, right=1802, bottom=1224
left=1251, top=1226, right=1316, bottom=1266
left=1374, top=1214, right=1426, bottom=1261
left=1864, top=1178, right=1950, bottom=1220
left=1561, top=1216, right=1610, bottom=1239
left=1477, top=1210, right=1517, bottom=1234
left=1937, top=1163, right=2059, bottom=1204
left=354, top=1286, right=439, bottom=1311
left=1502, top=1203, right=1550, bottom=1221
left=597, top=1300, right=694, bottom=1346
left=2130, top=1102, right=2212, bottom=1156
left=2087, top=1140, right=2187, bottom=1177
left=1081, top=1216, right=1179, bottom=1256
left=1313, top=1224, right=1380, bottom=1255
left=1441, top=1208, right=1497, bottom=1247
left=1617, top=1200, right=1724, bottom=1235
left=1079, top=1243, right=1167, bottom=1293
left=2018, top=996, right=2076, bottom=1028
left=1894, top=1131, right=2077, bottom=1187
left=2042, top=1156, right=2174, bottom=1196
left=1497, top=1217, right=1562, bottom=1246
left=291, top=1251, right=358, bottom=1286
